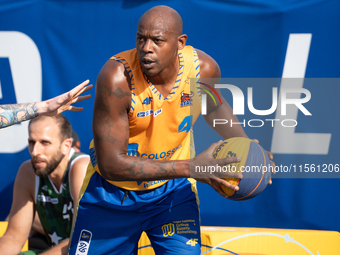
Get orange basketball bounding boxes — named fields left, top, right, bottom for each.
left=212, top=137, right=271, bottom=200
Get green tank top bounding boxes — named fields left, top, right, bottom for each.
left=35, top=150, right=87, bottom=246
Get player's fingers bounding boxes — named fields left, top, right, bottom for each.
left=216, top=156, right=242, bottom=168
left=77, top=84, right=93, bottom=95
left=227, top=171, right=242, bottom=179
left=252, top=139, right=259, bottom=144
left=75, top=80, right=90, bottom=91
left=66, top=94, right=92, bottom=106
left=205, top=140, right=224, bottom=157
left=73, top=94, right=92, bottom=103
left=209, top=180, right=230, bottom=198
left=216, top=169, right=243, bottom=180
left=72, top=85, right=93, bottom=100
left=266, top=150, right=273, bottom=161
left=80, top=79, right=90, bottom=86
left=69, top=80, right=91, bottom=98
left=216, top=178, right=240, bottom=192
left=67, top=106, right=84, bottom=112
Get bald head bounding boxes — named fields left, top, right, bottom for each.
left=138, top=5, right=183, bottom=36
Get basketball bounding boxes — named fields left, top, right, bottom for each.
left=212, top=137, right=271, bottom=201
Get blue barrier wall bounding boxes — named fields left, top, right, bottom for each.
left=0, top=0, right=339, bottom=232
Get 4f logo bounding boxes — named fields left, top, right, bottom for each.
left=162, top=223, right=175, bottom=237
left=186, top=238, right=198, bottom=246
left=142, top=97, right=153, bottom=105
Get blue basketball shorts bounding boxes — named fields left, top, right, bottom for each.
left=68, top=171, right=201, bottom=255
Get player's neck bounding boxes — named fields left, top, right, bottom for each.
left=147, top=56, right=179, bottom=98
left=48, top=152, right=70, bottom=190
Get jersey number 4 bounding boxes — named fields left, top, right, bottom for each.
left=178, top=115, right=193, bottom=133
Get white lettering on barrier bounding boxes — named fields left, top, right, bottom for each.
left=0, top=31, right=42, bottom=153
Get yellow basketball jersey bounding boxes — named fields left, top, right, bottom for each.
left=89, top=46, right=201, bottom=190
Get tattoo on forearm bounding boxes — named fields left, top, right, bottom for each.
left=0, top=103, right=38, bottom=128
left=118, top=159, right=178, bottom=181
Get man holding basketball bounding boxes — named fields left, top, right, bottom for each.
left=69, top=5, right=263, bottom=254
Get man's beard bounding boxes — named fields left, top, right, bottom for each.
left=31, top=152, right=65, bottom=178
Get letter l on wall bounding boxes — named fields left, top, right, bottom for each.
left=271, top=33, right=331, bottom=154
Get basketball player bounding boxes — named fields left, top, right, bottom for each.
left=0, top=79, right=92, bottom=129
left=69, top=5, right=271, bottom=254
left=21, top=128, right=83, bottom=252
left=0, top=114, right=90, bottom=255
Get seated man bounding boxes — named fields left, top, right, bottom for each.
left=26, top=128, right=83, bottom=251
left=0, top=114, right=90, bottom=255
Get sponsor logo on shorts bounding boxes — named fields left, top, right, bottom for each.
left=142, top=180, right=167, bottom=188
left=75, top=229, right=92, bottom=255
left=186, top=238, right=198, bottom=246
left=162, top=223, right=175, bottom=237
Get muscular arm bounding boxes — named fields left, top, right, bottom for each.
left=0, top=161, right=35, bottom=255
left=196, top=49, right=247, bottom=139
left=93, top=60, right=191, bottom=181
left=0, top=80, right=92, bottom=129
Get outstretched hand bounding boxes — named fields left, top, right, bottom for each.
left=44, top=80, right=93, bottom=116
left=191, top=140, right=243, bottom=198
